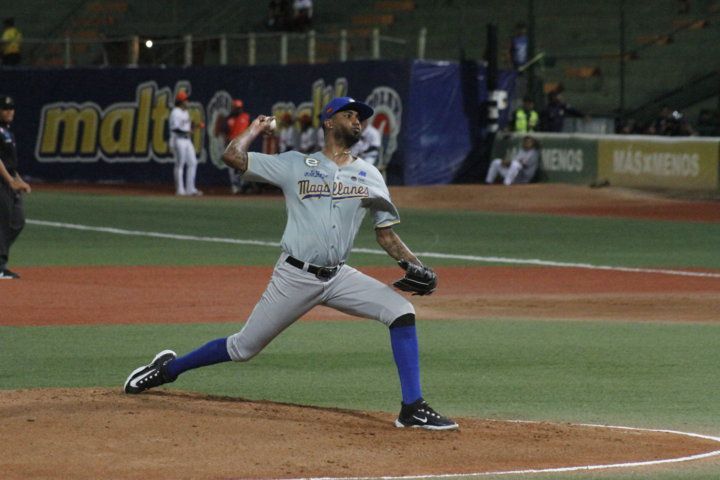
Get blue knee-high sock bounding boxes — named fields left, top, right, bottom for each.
left=165, top=337, right=231, bottom=378
left=389, top=321, right=423, bottom=405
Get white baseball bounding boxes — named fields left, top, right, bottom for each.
left=269, top=118, right=277, bottom=131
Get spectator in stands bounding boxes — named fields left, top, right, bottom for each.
left=509, top=22, right=529, bottom=70
left=696, top=109, right=719, bottom=136
left=617, top=117, right=642, bottom=135
left=292, top=0, right=313, bottom=31
left=647, top=106, right=697, bottom=136
left=485, top=135, right=540, bottom=185
left=539, top=91, right=587, bottom=132
left=1, top=18, right=22, bottom=66
left=350, top=120, right=383, bottom=167
left=297, top=112, right=318, bottom=153
left=647, top=105, right=673, bottom=135
left=266, top=0, right=292, bottom=31
left=665, top=110, right=697, bottom=136
left=509, top=95, right=539, bottom=133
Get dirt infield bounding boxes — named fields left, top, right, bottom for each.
left=2, top=184, right=720, bottom=478
left=3, top=388, right=719, bottom=480
left=3, top=265, right=720, bottom=326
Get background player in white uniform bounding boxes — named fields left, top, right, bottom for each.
left=277, top=112, right=298, bottom=153
left=169, top=91, right=203, bottom=196
left=350, top=120, right=382, bottom=167
left=485, top=135, right=540, bottom=185
left=124, top=97, right=457, bottom=430
left=297, top=111, right=319, bottom=153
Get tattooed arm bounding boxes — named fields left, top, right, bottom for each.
left=375, top=226, right=422, bottom=266
left=222, top=115, right=275, bottom=173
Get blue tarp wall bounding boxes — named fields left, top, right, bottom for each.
left=0, top=60, right=515, bottom=186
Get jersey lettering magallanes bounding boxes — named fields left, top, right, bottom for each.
left=297, top=179, right=369, bottom=200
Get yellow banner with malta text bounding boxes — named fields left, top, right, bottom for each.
left=598, top=137, right=720, bottom=190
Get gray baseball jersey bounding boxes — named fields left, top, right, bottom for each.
left=243, top=150, right=400, bottom=266
left=226, top=150, right=413, bottom=362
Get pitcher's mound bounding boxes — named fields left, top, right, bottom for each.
left=1, top=388, right=718, bottom=479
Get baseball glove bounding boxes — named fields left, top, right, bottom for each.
left=393, top=260, right=437, bottom=296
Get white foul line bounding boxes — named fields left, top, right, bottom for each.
left=27, top=219, right=282, bottom=248
left=282, top=424, right=720, bottom=480
left=26, top=219, right=720, bottom=279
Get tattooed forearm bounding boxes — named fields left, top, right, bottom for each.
left=375, top=227, right=421, bottom=265
left=222, top=141, right=249, bottom=173
left=222, top=115, right=273, bottom=173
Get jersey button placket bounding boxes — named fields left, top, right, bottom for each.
left=330, top=169, right=343, bottom=261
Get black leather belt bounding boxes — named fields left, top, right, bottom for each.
left=172, top=129, right=190, bottom=138
left=285, top=255, right=341, bottom=280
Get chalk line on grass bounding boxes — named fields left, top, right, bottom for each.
left=27, top=219, right=720, bottom=279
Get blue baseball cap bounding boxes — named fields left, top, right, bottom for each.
left=319, top=96, right=374, bottom=122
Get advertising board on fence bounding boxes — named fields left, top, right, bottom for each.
left=492, top=133, right=719, bottom=190
left=598, top=137, right=719, bottom=190
left=0, top=60, right=517, bottom=186
left=0, top=62, right=411, bottom=186
left=491, top=133, right=598, bottom=184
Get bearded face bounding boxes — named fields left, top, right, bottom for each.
left=328, top=110, right=362, bottom=147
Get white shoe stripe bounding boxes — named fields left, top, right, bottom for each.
left=128, top=369, right=158, bottom=389
left=123, top=350, right=176, bottom=392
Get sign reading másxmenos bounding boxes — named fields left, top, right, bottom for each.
left=598, top=136, right=719, bottom=190
left=490, top=133, right=598, bottom=184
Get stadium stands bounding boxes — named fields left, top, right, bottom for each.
left=4, top=0, right=719, bottom=119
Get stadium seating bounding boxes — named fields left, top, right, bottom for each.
left=5, top=0, right=719, bottom=118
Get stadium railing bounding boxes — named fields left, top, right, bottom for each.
left=16, top=28, right=424, bottom=68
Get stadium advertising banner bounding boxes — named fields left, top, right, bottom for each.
left=597, top=137, right=720, bottom=190
left=0, top=60, right=516, bottom=186
left=0, top=62, right=410, bottom=186
left=491, top=133, right=598, bottom=184
left=403, top=61, right=517, bottom=185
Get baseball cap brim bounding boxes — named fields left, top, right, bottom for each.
left=319, top=97, right=374, bottom=122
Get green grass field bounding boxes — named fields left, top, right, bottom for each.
left=3, top=190, right=720, bottom=479
left=14, top=191, right=720, bottom=268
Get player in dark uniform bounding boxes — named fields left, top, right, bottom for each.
left=0, top=95, right=31, bottom=279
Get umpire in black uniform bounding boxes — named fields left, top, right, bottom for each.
left=0, top=95, right=30, bottom=279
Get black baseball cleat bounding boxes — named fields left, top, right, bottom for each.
left=124, top=350, right=177, bottom=394
left=0, top=269, right=20, bottom=279
left=395, top=398, right=459, bottom=430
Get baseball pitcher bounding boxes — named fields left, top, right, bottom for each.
left=124, top=96, right=457, bottom=430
